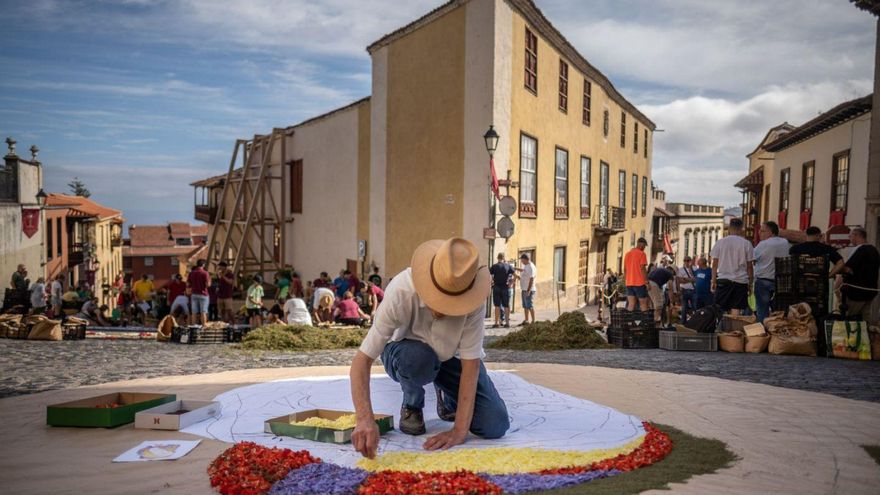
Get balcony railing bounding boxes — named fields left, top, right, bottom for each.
left=68, top=242, right=85, bottom=267
left=195, top=205, right=217, bottom=224
left=592, top=204, right=626, bottom=233
left=111, top=234, right=123, bottom=247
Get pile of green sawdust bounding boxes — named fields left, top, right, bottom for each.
left=240, top=324, right=367, bottom=351
left=538, top=424, right=737, bottom=495
left=487, top=311, right=612, bottom=351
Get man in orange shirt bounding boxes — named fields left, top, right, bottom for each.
left=623, top=238, right=649, bottom=311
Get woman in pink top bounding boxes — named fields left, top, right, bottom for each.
left=334, top=291, right=370, bottom=326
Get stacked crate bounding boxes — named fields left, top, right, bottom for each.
left=607, top=309, right=659, bottom=348
left=774, top=255, right=829, bottom=317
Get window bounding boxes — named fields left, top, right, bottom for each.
left=519, top=133, right=537, bottom=217
left=630, top=233, right=636, bottom=247
left=144, top=256, right=154, bottom=267
left=290, top=159, right=303, bottom=214
left=599, top=161, right=609, bottom=207
left=634, top=122, right=639, bottom=154
left=684, top=230, right=691, bottom=256
left=779, top=168, right=791, bottom=212
left=641, top=176, right=648, bottom=216
left=618, top=170, right=626, bottom=210
left=555, top=147, right=568, bottom=218
left=603, top=109, right=609, bottom=137
left=631, top=174, right=638, bottom=218
left=171, top=257, right=179, bottom=267
left=832, top=151, right=849, bottom=211
left=620, top=112, right=626, bottom=148
left=582, top=79, right=591, bottom=126
left=801, top=161, right=815, bottom=211
left=47, top=218, right=53, bottom=260
left=558, top=60, right=568, bottom=112
left=701, top=231, right=706, bottom=256
left=56, top=218, right=62, bottom=256
left=519, top=248, right=536, bottom=265
left=553, top=246, right=566, bottom=291
left=580, top=156, right=591, bottom=218
left=524, top=28, right=538, bottom=93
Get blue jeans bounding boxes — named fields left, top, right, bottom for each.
left=381, top=339, right=510, bottom=439
left=755, top=278, right=774, bottom=323
left=680, top=289, right=695, bottom=324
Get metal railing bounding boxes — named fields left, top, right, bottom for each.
left=592, top=204, right=625, bottom=231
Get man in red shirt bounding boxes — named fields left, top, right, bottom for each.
left=623, top=238, right=649, bottom=311
left=187, top=259, right=211, bottom=325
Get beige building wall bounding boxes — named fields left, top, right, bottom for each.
left=281, top=102, right=367, bottom=284
left=90, top=218, right=123, bottom=308
left=503, top=6, right=654, bottom=308
left=772, top=112, right=871, bottom=230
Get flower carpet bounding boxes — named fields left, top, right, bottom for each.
left=193, top=373, right=674, bottom=494
left=207, top=423, right=673, bottom=494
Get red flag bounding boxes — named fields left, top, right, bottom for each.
left=489, top=156, right=500, bottom=200
left=21, top=207, right=39, bottom=238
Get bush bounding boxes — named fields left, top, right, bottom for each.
left=487, top=311, right=611, bottom=351
left=241, top=324, right=367, bottom=351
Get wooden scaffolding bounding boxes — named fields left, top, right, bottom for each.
left=204, top=128, right=291, bottom=278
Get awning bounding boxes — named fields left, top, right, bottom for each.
left=653, top=206, right=673, bottom=217
left=735, top=166, right=764, bottom=190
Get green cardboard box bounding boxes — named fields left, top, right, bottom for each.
left=264, top=409, right=394, bottom=444
left=47, top=392, right=177, bottom=428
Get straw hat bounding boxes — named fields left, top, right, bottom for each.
left=411, top=237, right=490, bottom=316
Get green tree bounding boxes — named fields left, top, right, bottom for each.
left=68, top=177, right=91, bottom=197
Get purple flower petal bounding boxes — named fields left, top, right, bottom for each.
left=269, top=462, right=370, bottom=495
left=482, top=469, right=620, bottom=493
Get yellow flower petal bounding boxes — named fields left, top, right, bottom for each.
left=357, top=436, right=645, bottom=474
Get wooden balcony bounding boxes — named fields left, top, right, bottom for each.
left=592, top=204, right=625, bottom=234
left=68, top=243, right=85, bottom=267
left=195, top=205, right=217, bottom=224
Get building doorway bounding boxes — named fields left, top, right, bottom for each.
left=578, top=240, right=590, bottom=304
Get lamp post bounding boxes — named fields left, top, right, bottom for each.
left=483, top=125, right=499, bottom=317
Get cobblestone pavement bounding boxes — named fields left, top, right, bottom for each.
left=2, top=337, right=879, bottom=402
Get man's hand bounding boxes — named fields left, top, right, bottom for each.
left=710, top=281, right=717, bottom=293
left=423, top=428, right=468, bottom=451
left=352, top=419, right=380, bottom=459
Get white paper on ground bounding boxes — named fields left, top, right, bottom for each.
left=113, top=440, right=201, bottom=462
left=181, top=371, right=645, bottom=468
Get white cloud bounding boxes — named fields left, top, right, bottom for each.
left=646, top=79, right=873, bottom=207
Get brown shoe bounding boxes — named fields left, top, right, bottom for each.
left=435, top=386, right=456, bottom=422
left=399, top=405, right=426, bottom=435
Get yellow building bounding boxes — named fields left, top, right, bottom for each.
left=193, top=0, right=655, bottom=310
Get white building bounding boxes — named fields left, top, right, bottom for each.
left=665, top=202, right=725, bottom=266
left=0, top=138, right=46, bottom=290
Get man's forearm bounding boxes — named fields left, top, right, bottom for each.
left=350, top=351, right=376, bottom=422
left=452, top=359, right=480, bottom=435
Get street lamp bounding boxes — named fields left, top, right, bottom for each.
left=483, top=125, right=499, bottom=156
left=36, top=189, right=48, bottom=206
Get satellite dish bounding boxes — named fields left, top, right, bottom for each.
left=498, top=195, right=517, bottom=216
left=497, top=216, right=515, bottom=239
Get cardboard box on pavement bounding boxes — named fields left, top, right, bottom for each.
left=47, top=392, right=176, bottom=428
left=135, top=400, right=220, bottom=430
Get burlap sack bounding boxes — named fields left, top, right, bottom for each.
left=745, top=334, right=771, bottom=353
left=718, top=332, right=744, bottom=352
left=674, top=324, right=697, bottom=334
left=156, top=315, right=176, bottom=342
left=27, top=319, right=62, bottom=341
left=22, top=314, right=48, bottom=326
left=722, top=314, right=756, bottom=333
left=66, top=316, right=90, bottom=325
left=787, top=302, right=818, bottom=338
left=768, top=334, right=816, bottom=356
left=203, top=321, right=229, bottom=330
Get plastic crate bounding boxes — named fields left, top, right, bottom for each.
left=61, top=323, right=86, bottom=340
left=659, top=330, right=718, bottom=351
left=610, top=309, right=654, bottom=328
left=178, top=325, right=225, bottom=344
left=608, top=311, right=659, bottom=349
left=224, top=325, right=251, bottom=343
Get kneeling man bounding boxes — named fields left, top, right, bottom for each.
left=350, top=238, right=510, bottom=458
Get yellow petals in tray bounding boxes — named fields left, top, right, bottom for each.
left=357, top=435, right=645, bottom=474
left=292, top=413, right=358, bottom=430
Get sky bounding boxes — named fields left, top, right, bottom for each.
left=0, top=0, right=875, bottom=228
